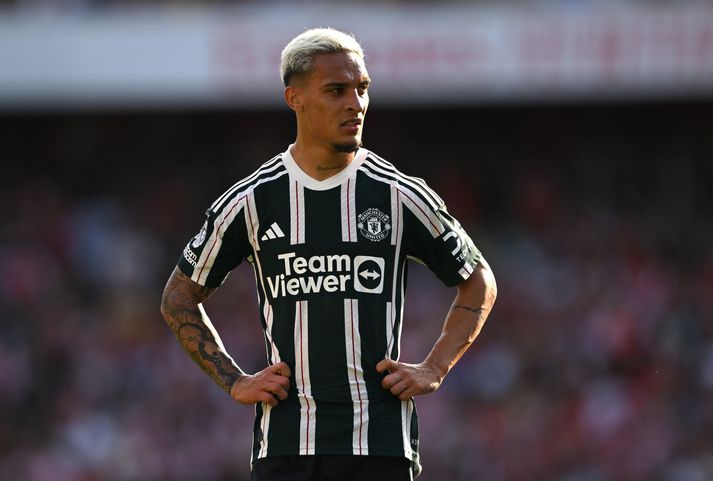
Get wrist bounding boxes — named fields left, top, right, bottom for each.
left=227, top=372, right=249, bottom=395
left=423, top=358, right=448, bottom=383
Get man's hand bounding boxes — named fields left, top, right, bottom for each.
left=230, top=362, right=292, bottom=407
left=376, top=358, right=444, bottom=400
left=376, top=258, right=497, bottom=401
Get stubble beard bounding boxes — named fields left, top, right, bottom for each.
left=332, top=139, right=362, bottom=154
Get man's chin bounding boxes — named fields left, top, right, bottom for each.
left=332, top=140, right=361, bottom=154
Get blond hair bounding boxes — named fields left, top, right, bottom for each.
left=280, top=27, right=365, bottom=86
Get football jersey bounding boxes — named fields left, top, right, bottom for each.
left=177, top=146, right=481, bottom=476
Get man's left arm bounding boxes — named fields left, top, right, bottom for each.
left=377, top=257, right=497, bottom=400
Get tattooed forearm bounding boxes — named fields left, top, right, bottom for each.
left=161, top=269, right=215, bottom=325
left=175, top=321, right=243, bottom=393
left=161, top=268, right=244, bottom=394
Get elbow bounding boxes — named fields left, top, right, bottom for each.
left=160, top=268, right=206, bottom=323
left=160, top=291, right=172, bottom=321
left=160, top=281, right=178, bottom=322
left=460, top=256, right=497, bottom=310
left=482, top=263, right=497, bottom=310
left=480, top=256, right=497, bottom=309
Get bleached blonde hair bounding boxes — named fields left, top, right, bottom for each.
left=280, top=27, right=365, bottom=86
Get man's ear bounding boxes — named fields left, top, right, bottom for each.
left=284, top=85, right=303, bottom=112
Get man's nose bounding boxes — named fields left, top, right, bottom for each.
left=346, top=89, right=368, bottom=113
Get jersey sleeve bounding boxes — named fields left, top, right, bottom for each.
left=177, top=200, right=253, bottom=288
left=401, top=189, right=481, bottom=287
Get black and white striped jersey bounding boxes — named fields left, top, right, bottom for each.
left=177, top=146, right=481, bottom=476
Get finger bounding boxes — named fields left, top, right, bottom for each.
left=398, top=389, right=414, bottom=401
left=390, top=380, right=410, bottom=398
left=381, top=373, right=397, bottom=390
left=376, top=358, right=398, bottom=374
left=267, top=381, right=289, bottom=401
left=260, top=392, right=279, bottom=407
left=383, top=373, right=409, bottom=391
left=273, top=374, right=291, bottom=391
left=272, top=362, right=292, bottom=378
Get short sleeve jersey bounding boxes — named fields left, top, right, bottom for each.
left=177, top=147, right=481, bottom=476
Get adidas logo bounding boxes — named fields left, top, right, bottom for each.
left=261, top=222, right=285, bottom=241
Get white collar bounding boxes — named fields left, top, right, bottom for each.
left=281, top=145, right=368, bottom=191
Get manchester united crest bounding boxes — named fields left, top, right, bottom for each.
left=358, top=208, right=391, bottom=242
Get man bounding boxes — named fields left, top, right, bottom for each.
left=160, top=27, right=496, bottom=481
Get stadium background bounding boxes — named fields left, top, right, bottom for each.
left=1, top=2, right=712, bottom=481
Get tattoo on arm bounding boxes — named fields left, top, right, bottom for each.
left=161, top=269, right=243, bottom=394
left=176, top=322, right=242, bottom=393
left=451, top=304, right=485, bottom=315
left=450, top=304, right=490, bottom=332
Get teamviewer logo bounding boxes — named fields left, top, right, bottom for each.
left=353, top=256, right=385, bottom=294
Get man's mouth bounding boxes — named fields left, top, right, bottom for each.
left=341, top=119, right=362, bottom=135
left=341, top=118, right=362, bottom=127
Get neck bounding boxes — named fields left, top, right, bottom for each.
left=289, top=142, right=357, bottom=181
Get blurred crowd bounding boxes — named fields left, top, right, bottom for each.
left=0, top=0, right=705, bottom=12
left=0, top=102, right=712, bottom=481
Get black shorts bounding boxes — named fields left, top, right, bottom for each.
left=251, top=454, right=413, bottom=481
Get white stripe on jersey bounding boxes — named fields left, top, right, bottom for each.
left=364, top=156, right=444, bottom=210
left=245, top=189, right=280, bottom=368
left=255, top=308, right=278, bottom=460
left=401, top=399, right=414, bottom=459
left=294, top=300, right=316, bottom=455
left=263, top=302, right=279, bottom=364
left=394, top=261, right=407, bottom=360
left=194, top=195, right=247, bottom=285
left=341, top=177, right=358, bottom=242
left=386, top=184, right=404, bottom=359
left=390, top=180, right=400, bottom=246
left=249, top=238, right=275, bottom=464
left=344, top=298, right=369, bottom=455
left=398, top=190, right=444, bottom=238
left=257, top=403, right=272, bottom=459
left=359, top=166, right=445, bottom=238
left=385, top=301, right=395, bottom=360
left=211, top=155, right=282, bottom=212
left=246, top=192, right=281, bottom=366
left=246, top=190, right=261, bottom=252
left=290, top=179, right=306, bottom=245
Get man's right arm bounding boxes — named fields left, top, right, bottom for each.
left=160, top=267, right=291, bottom=406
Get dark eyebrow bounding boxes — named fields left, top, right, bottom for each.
left=322, top=82, right=348, bottom=89
left=322, top=79, right=371, bottom=90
